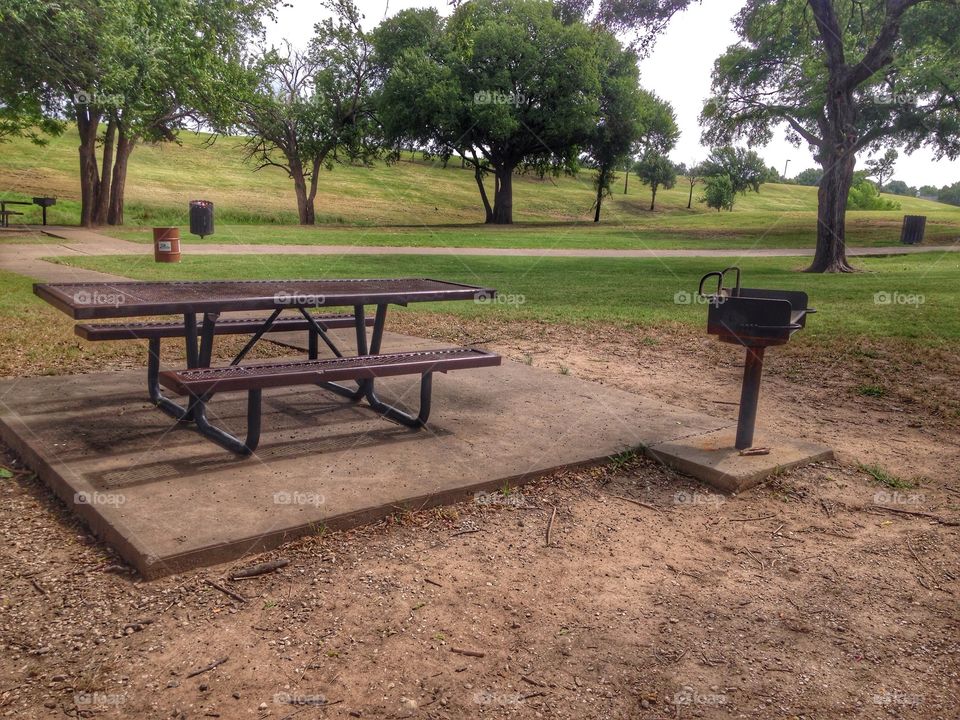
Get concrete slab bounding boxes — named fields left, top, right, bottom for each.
left=0, top=330, right=731, bottom=578
left=647, top=428, right=834, bottom=493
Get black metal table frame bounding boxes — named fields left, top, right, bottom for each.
left=146, top=302, right=431, bottom=451
left=0, top=199, right=32, bottom=228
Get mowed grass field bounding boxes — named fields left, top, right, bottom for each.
left=49, top=253, right=960, bottom=343
left=2, top=126, right=960, bottom=249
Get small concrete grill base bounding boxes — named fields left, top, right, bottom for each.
left=0, top=330, right=742, bottom=578
left=647, top=428, right=834, bottom=493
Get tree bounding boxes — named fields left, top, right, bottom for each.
left=701, top=146, right=766, bottom=195
left=793, top=167, right=822, bottom=186
left=701, top=174, right=735, bottom=211
left=938, top=182, right=960, bottom=207
left=587, top=37, right=644, bottom=223
left=847, top=177, right=900, bottom=210
left=0, top=0, right=273, bottom=226
left=865, top=148, right=898, bottom=191
left=635, top=152, right=677, bottom=210
left=702, top=0, right=960, bottom=272
left=682, top=161, right=705, bottom=209
left=621, top=90, right=678, bottom=195
left=375, top=0, right=608, bottom=224
left=884, top=180, right=914, bottom=196
left=231, top=1, right=378, bottom=225
left=918, top=184, right=939, bottom=197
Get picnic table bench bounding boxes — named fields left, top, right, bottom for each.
left=0, top=200, right=31, bottom=227
left=34, top=279, right=501, bottom=455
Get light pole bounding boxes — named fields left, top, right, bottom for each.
left=783, top=159, right=791, bottom=179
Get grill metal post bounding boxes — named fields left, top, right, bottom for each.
left=735, top=347, right=765, bottom=450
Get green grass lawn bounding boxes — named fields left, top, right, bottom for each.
left=3, top=126, right=960, bottom=250
left=51, top=253, right=960, bottom=343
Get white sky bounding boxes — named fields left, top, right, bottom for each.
left=266, top=0, right=959, bottom=189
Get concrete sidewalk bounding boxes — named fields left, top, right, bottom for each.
left=0, top=226, right=956, bottom=284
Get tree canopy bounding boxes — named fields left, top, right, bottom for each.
left=701, top=0, right=960, bottom=271
left=0, top=0, right=274, bottom=226
left=228, top=0, right=379, bottom=225
left=375, top=0, right=618, bottom=224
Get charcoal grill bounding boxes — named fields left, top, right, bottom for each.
left=32, top=197, right=56, bottom=225
left=698, top=267, right=815, bottom=449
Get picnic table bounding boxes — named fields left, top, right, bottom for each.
left=34, top=279, right=501, bottom=455
left=0, top=199, right=31, bottom=227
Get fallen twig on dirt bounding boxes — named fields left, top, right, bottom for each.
left=727, top=514, right=776, bottom=523
left=186, top=656, right=228, bottom=678
left=204, top=578, right=247, bottom=603
left=29, top=578, right=46, bottom=596
left=424, top=578, right=443, bottom=588
left=868, top=505, right=959, bottom=526
left=605, top=493, right=663, bottom=513
left=229, top=559, right=289, bottom=579
left=546, top=506, right=557, bottom=547
left=451, top=647, right=485, bottom=658
left=451, top=528, right=482, bottom=537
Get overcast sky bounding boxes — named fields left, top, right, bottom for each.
left=266, top=0, right=959, bottom=189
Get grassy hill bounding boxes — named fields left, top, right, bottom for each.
left=2, top=126, right=960, bottom=249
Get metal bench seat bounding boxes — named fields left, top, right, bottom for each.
left=75, top=313, right=370, bottom=341
left=157, top=348, right=502, bottom=455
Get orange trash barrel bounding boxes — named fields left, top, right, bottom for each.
left=153, top=227, right=181, bottom=263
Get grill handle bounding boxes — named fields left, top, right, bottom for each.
left=698, top=266, right=742, bottom=298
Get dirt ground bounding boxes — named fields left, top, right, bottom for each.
left=0, top=319, right=957, bottom=719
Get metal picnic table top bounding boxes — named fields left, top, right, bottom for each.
left=33, top=278, right=495, bottom=320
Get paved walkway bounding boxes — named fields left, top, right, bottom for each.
left=1, top=225, right=957, bottom=282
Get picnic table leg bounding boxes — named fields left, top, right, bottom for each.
left=299, top=307, right=365, bottom=401
left=358, top=303, right=433, bottom=428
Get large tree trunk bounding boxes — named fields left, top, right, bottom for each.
left=687, top=182, right=694, bottom=209
left=490, top=165, right=514, bottom=225
left=472, top=158, right=493, bottom=223
left=107, top=127, right=135, bottom=226
left=807, top=153, right=857, bottom=272
left=650, top=183, right=658, bottom=211
left=594, top=166, right=606, bottom=223
left=623, top=169, right=628, bottom=194
left=286, top=155, right=315, bottom=225
left=807, top=83, right=858, bottom=272
left=94, top=118, right=116, bottom=225
left=76, top=108, right=102, bottom=228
